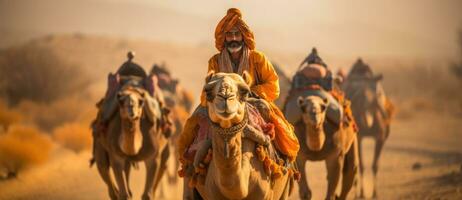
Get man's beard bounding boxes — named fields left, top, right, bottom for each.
left=226, top=41, right=243, bottom=53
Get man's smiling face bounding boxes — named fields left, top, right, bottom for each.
left=225, top=26, right=243, bottom=53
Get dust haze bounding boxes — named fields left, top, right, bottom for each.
left=0, top=0, right=461, bottom=199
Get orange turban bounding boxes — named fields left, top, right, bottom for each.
left=215, top=8, right=256, bottom=51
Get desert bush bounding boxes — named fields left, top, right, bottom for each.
left=0, top=125, right=52, bottom=176
left=52, top=122, right=92, bottom=153
left=0, top=43, right=91, bottom=105
left=0, top=100, right=22, bottom=131
left=15, top=96, right=96, bottom=131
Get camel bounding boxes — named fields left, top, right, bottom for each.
left=343, top=74, right=391, bottom=199
left=186, top=71, right=291, bottom=200
left=285, top=91, right=358, bottom=200
left=150, top=66, right=194, bottom=184
left=92, top=84, right=170, bottom=200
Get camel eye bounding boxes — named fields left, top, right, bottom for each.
left=227, top=95, right=236, bottom=100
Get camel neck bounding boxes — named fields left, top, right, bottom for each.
left=121, top=118, right=141, bottom=133
left=120, top=118, right=142, bottom=155
left=304, top=121, right=326, bottom=151
left=211, top=121, right=250, bottom=199
left=306, top=123, right=324, bottom=135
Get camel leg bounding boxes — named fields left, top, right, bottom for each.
left=325, top=152, right=343, bottom=200
left=94, top=144, right=118, bottom=200
left=296, top=158, right=312, bottom=200
left=151, top=146, right=170, bottom=198
left=372, top=138, right=385, bottom=199
left=142, top=157, right=159, bottom=200
left=356, top=137, right=365, bottom=199
left=168, top=140, right=180, bottom=184
left=111, top=157, right=131, bottom=200
left=124, top=160, right=133, bottom=198
left=182, top=175, right=201, bottom=200
left=338, top=138, right=359, bottom=200
left=183, top=177, right=192, bottom=200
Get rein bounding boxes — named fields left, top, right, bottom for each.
left=209, top=108, right=249, bottom=159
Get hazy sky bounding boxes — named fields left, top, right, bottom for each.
left=153, top=0, right=462, bottom=60
left=1, top=0, right=461, bottom=61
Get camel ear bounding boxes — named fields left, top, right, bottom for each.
left=205, top=70, right=215, bottom=83
left=204, top=80, right=217, bottom=102
left=297, top=97, right=307, bottom=113
left=242, top=71, right=252, bottom=86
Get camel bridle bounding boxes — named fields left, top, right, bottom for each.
left=209, top=108, right=249, bottom=159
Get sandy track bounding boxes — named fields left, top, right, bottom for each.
left=1, top=111, right=461, bottom=200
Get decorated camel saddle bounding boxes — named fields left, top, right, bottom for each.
left=93, top=52, right=171, bottom=137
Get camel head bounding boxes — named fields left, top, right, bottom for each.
left=117, top=86, right=146, bottom=155
left=297, top=95, right=328, bottom=151
left=203, top=71, right=251, bottom=128
left=118, top=86, right=145, bottom=121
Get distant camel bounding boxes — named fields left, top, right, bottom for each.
left=93, top=84, right=169, bottom=200
left=343, top=73, right=391, bottom=199
left=285, top=90, right=358, bottom=200
left=150, top=65, right=194, bottom=184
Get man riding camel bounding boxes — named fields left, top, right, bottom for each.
left=177, top=8, right=300, bottom=163
left=285, top=48, right=347, bottom=131
left=92, top=52, right=172, bottom=142
left=345, top=58, right=395, bottom=122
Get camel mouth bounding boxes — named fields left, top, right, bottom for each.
left=216, top=110, right=236, bottom=119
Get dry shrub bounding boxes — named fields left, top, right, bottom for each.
left=0, top=43, right=91, bottom=105
left=15, top=96, right=96, bottom=131
left=52, top=122, right=92, bottom=153
left=0, top=125, right=52, bottom=175
left=378, top=64, right=461, bottom=115
left=0, top=100, right=23, bottom=131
